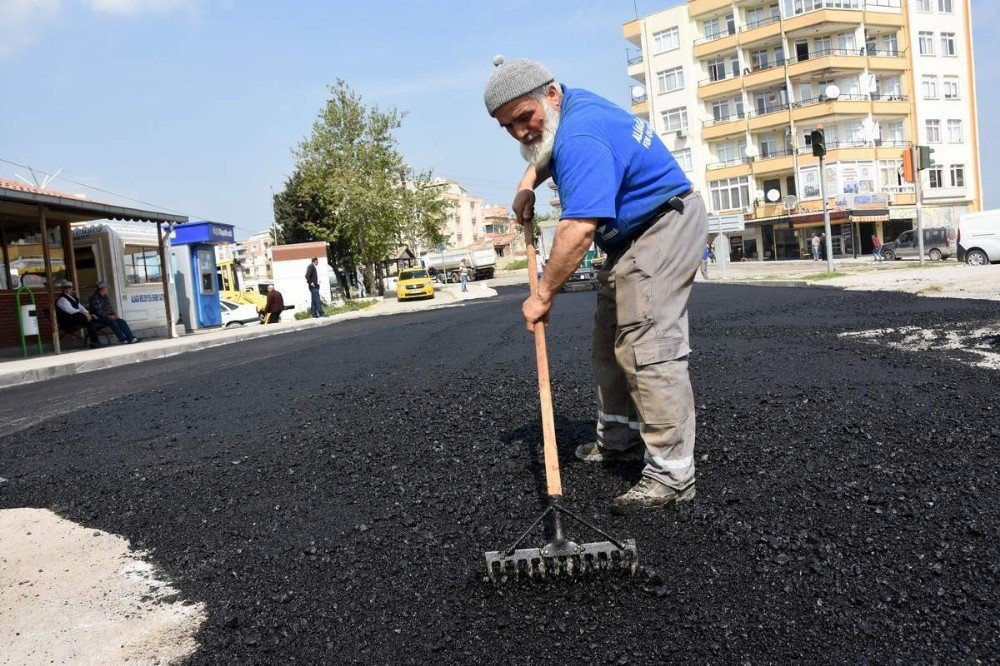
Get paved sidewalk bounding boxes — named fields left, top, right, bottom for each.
left=0, top=282, right=496, bottom=389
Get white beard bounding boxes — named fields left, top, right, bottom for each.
left=519, top=101, right=560, bottom=168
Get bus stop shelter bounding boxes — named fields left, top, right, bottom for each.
left=0, top=178, right=188, bottom=354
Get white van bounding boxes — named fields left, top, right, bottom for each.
left=957, top=210, right=1000, bottom=265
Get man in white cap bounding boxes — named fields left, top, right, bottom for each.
left=484, top=56, right=708, bottom=511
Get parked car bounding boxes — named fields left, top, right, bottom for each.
left=220, top=299, right=261, bottom=327
left=881, top=227, right=954, bottom=261
left=396, top=268, right=435, bottom=300
left=562, top=265, right=598, bottom=292
left=957, top=210, right=1000, bottom=265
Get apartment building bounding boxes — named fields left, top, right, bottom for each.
left=624, top=0, right=981, bottom=260
left=437, top=179, right=487, bottom=249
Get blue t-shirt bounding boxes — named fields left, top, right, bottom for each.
left=550, top=86, right=691, bottom=252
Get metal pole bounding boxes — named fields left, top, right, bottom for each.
left=39, top=206, right=61, bottom=354
left=820, top=154, right=834, bottom=272
left=913, top=145, right=925, bottom=266
left=157, top=222, right=177, bottom=339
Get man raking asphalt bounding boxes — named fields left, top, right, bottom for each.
left=481, top=56, right=707, bottom=580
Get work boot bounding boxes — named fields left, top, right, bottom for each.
left=610, top=477, right=695, bottom=513
left=575, top=442, right=644, bottom=462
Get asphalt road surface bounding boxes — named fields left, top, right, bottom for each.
left=2, top=284, right=999, bottom=663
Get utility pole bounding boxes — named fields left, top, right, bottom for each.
left=913, top=144, right=925, bottom=267
left=812, top=128, right=834, bottom=272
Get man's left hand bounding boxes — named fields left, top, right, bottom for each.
left=522, top=293, right=551, bottom=331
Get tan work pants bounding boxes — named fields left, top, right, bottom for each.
left=591, top=194, right=708, bottom=490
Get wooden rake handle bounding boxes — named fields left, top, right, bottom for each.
left=523, top=220, right=563, bottom=498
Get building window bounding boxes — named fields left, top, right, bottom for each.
left=885, top=120, right=904, bottom=144
left=918, top=32, right=935, bottom=56
left=925, top=119, right=941, bottom=144
left=673, top=148, right=693, bottom=172
left=653, top=27, right=680, bottom=53
left=707, top=57, right=728, bottom=82
left=709, top=176, right=750, bottom=212
left=921, top=75, right=938, bottom=99
left=950, top=165, right=965, bottom=187
left=916, top=0, right=932, bottom=10
left=928, top=166, right=944, bottom=189
left=940, top=33, right=956, bottom=56
left=938, top=0, right=953, bottom=12
left=947, top=119, right=963, bottom=143
left=124, top=246, right=163, bottom=285
left=715, top=141, right=737, bottom=164
left=661, top=107, right=689, bottom=132
left=759, top=136, right=778, bottom=158
left=711, top=99, right=730, bottom=121
left=657, top=66, right=685, bottom=94
left=879, top=159, right=903, bottom=190
left=943, top=77, right=960, bottom=99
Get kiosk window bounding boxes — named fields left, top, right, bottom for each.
left=198, top=249, right=216, bottom=294
left=1, top=219, right=66, bottom=289
left=124, top=246, right=162, bottom=285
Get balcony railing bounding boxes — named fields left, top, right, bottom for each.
left=789, top=46, right=905, bottom=64
left=703, top=110, right=747, bottom=127
left=755, top=147, right=797, bottom=160
left=631, top=93, right=648, bottom=104
left=694, top=27, right=737, bottom=46
left=699, top=72, right=740, bottom=86
left=748, top=102, right=790, bottom=118
left=708, top=156, right=751, bottom=169
left=627, top=51, right=644, bottom=66
left=792, top=93, right=908, bottom=108
left=795, top=139, right=909, bottom=153
left=741, top=15, right=781, bottom=31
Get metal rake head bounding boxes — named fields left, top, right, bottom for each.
left=485, top=538, right=638, bottom=583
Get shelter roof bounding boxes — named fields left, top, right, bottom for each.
left=0, top=178, right=188, bottom=225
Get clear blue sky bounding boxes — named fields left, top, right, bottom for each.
left=1, top=0, right=996, bottom=239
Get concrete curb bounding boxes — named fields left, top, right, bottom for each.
left=705, top=279, right=845, bottom=290
left=0, top=286, right=497, bottom=390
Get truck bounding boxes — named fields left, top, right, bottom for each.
left=421, top=244, right=496, bottom=282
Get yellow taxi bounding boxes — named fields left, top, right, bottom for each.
left=395, top=267, right=435, bottom=300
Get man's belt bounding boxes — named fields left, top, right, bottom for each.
left=628, top=188, right=693, bottom=245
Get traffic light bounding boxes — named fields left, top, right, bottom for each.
left=901, top=148, right=914, bottom=183
left=810, top=129, right=827, bottom=157
left=917, top=145, right=936, bottom=171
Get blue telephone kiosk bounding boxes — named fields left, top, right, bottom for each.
left=170, top=221, right=235, bottom=331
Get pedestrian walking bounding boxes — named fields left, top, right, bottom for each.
left=700, top=244, right=711, bottom=280
left=811, top=233, right=821, bottom=261
left=305, top=257, right=325, bottom=318
left=820, top=232, right=827, bottom=261
left=871, top=234, right=884, bottom=262
left=263, top=284, right=284, bottom=324
left=486, top=56, right=707, bottom=510
left=459, top=262, right=470, bottom=292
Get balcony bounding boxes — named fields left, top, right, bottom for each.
left=783, top=6, right=902, bottom=36
left=747, top=102, right=791, bottom=131
left=688, top=0, right=736, bottom=19
left=706, top=156, right=753, bottom=179
left=623, top=18, right=642, bottom=46
left=790, top=94, right=909, bottom=123
left=697, top=74, right=743, bottom=99
left=752, top=148, right=797, bottom=174
left=794, top=140, right=910, bottom=165
left=631, top=98, right=649, bottom=118
left=742, top=61, right=788, bottom=89
left=739, top=15, right=783, bottom=46
left=693, top=29, right=738, bottom=59
left=702, top=112, right=748, bottom=140
left=627, top=53, right=645, bottom=82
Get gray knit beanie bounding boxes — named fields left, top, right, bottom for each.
left=483, top=55, right=555, bottom=116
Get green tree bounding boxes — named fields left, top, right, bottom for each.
left=292, top=80, right=448, bottom=293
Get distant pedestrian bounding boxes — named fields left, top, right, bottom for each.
left=700, top=244, right=711, bottom=280
left=820, top=232, right=827, bottom=260
left=263, top=285, right=284, bottom=324
left=459, top=262, right=470, bottom=292
left=708, top=244, right=717, bottom=264
left=871, top=234, right=884, bottom=262
left=811, top=233, right=821, bottom=261
left=305, top=257, right=325, bottom=318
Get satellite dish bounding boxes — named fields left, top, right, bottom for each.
left=782, top=195, right=799, bottom=211
left=825, top=84, right=841, bottom=100
left=755, top=189, right=766, bottom=201
left=767, top=189, right=781, bottom=203
left=745, top=145, right=760, bottom=158
left=631, top=85, right=645, bottom=98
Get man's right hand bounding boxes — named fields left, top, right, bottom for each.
left=513, top=188, right=535, bottom=227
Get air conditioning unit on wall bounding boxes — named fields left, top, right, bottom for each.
left=676, top=129, right=687, bottom=139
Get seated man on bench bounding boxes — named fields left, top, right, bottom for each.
left=55, top=280, right=103, bottom=349
left=88, top=281, right=140, bottom=344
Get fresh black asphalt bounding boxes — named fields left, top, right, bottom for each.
left=1, top=284, right=999, bottom=663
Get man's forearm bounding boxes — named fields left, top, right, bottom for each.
left=537, top=219, right=597, bottom=302
left=517, top=164, right=550, bottom=192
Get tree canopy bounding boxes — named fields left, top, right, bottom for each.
left=275, top=80, right=448, bottom=290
